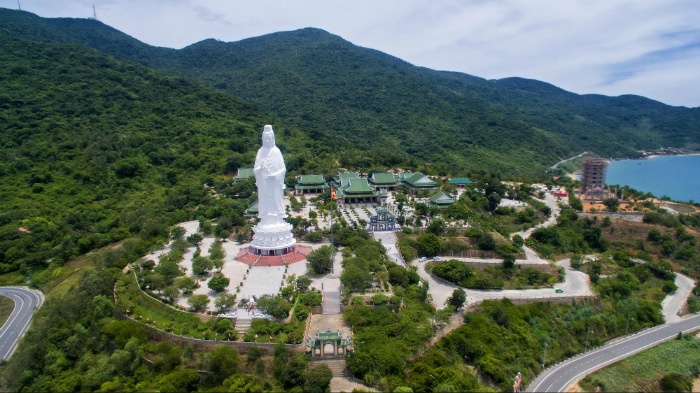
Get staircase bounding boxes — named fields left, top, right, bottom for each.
left=235, top=315, right=251, bottom=334
left=309, top=358, right=347, bottom=377
left=322, top=290, right=341, bottom=314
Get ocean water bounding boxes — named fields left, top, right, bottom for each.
left=606, top=155, right=700, bottom=203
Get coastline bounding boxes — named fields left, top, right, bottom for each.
left=612, top=151, right=700, bottom=161
left=607, top=155, right=700, bottom=204
left=642, top=152, right=700, bottom=160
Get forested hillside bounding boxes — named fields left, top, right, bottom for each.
left=2, top=8, right=699, bottom=177
left=1, top=7, right=700, bottom=273
left=0, top=33, right=319, bottom=274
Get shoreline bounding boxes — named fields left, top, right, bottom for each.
left=610, top=151, right=700, bottom=161
left=607, top=154, right=700, bottom=204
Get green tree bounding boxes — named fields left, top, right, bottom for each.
left=203, top=345, right=240, bottom=384
left=214, top=293, right=237, bottom=311
left=209, top=240, right=226, bottom=270
left=427, top=217, right=447, bottom=235
left=187, top=233, right=203, bottom=245
left=602, top=197, right=620, bottom=212
left=207, top=272, right=230, bottom=292
left=340, top=264, right=373, bottom=292
left=416, top=233, right=442, bottom=257
left=174, top=276, right=198, bottom=294
left=502, top=254, right=516, bottom=270
left=162, top=286, right=180, bottom=302
left=187, top=294, right=210, bottom=312
left=170, top=226, right=186, bottom=239
left=306, top=245, right=332, bottom=275
left=256, top=294, right=292, bottom=319
left=192, top=256, right=213, bottom=276
left=447, top=288, right=467, bottom=310
left=304, top=364, right=333, bottom=393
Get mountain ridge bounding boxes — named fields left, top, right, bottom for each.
left=2, top=7, right=699, bottom=175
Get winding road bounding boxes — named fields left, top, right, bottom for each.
left=528, top=313, right=700, bottom=392
left=395, top=191, right=699, bottom=392
left=0, top=287, right=43, bottom=360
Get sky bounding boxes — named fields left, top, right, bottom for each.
left=4, top=0, right=700, bottom=108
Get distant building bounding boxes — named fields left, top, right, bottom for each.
left=369, top=172, right=399, bottom=190
left=294, top=174, right=329, bottom=195
left=367, top=209, right=398, bottom=232
left=449, top=177, right=473, bottom=188
left=246, top=199, right=258, bottom=218
left=235, top=167, right=254, bottom=182
left=337, top=177, right=377, bottom=205
left=398, top=172, right=438, bottom=193
left=580, top=158, right=611, bottom=201
left=429, top=191, right=456, bottom=208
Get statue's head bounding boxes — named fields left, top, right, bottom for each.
left=262, top=125, right=275, bottom=147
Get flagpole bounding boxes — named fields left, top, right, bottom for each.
left=330, top=186, right=335, bottom=274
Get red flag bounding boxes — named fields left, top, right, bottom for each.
left=331, top=187, right=337, bottom=201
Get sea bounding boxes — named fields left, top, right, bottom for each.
left=606, top=155, right=700, bottom=203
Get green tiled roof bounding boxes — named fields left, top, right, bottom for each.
left=295, top=184, right=330, bottom=191
left=343, top=178, right=375, bottom=194
left=400, top=172, right=437, bottom=188
left=237, top=167, right=254, bottom=179
left=297, top=174, right=326, bottom=185
left=370, top=172, right=397, bottom=185
left=429, top=191, right=455, bottom=206
left=246, top=200, right=258, bottom=216
left=449, top=177, right=473, bottom=185
left=338, top=171, right=361, bottom=187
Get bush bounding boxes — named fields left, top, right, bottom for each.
left=662, top=281, right=678, bottom=294
left=372, top=293, right=388, bottom=305
left=659, top=372, right=691, bottom=392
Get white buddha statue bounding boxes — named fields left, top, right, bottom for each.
left=254, top=125, right=287, bottom=226
left=250, top=125, right=295, bottom=254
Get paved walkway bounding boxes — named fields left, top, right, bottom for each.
left=661, top=272, right=696, bottom=323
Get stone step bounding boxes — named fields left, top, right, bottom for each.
left=235, top=318, right=251, bottom=333
left=309, top=358, right=347, bottom=377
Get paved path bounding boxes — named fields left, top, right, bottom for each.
left=527, top=313, right=700, bottom=392
left=662, top=273, right=696, bottom=323
left=0, top=287, right=43, bottom=360
left=550, top=151, right=589, bottom=170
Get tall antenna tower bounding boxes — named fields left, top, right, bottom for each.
left=17, top=0, right=21, bottom=11
left=93, top=4, right=97, bottom=20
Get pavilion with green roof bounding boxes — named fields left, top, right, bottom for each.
left=246, top=199, right=258, bottom=218
left=235, top=167, right=254, bottom=182
left=449, top=177, right=473, bottom=188
left=369, top=172, right=399, bottom=190
left=429, top=191, right=456, bottom=208
left=398, top=172, right=438, bottom=193
left=337, top=177, right=378, bottom=205
left=294, top=174, right=329, bottom=196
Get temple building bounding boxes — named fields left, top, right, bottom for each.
left=449, top=177, right=473, bottom=188
left=369, top=172, right=399, bottom=191
left=337, top=177, right=378, bottom=205
left=294, top=174, right=329, bottom=196
left=429, top=191, right=456, bottom=208
left=398, top=172, right=438, bottom=193
left=367, top=208, right=399, bottom=232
